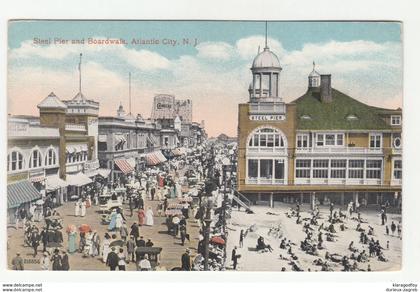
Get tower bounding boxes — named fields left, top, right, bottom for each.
left=63, top=53, right=99, bottom=160
left=248, top=22, right=282, bottom=102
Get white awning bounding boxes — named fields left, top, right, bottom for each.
left=98, top=134, right=107, bottom=142
left=46, top=175, right=68, bottom=191
left=66, top=172, right=93, bottom=187
left=66, top=145, right=76, bottom=154
left=127, top=157, right=136, bottom=168
left=98, top=168, right=111, bottom=178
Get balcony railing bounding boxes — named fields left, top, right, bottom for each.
left=249, top=102, right=286, bottom=114
left=246, top=178, right=286, bottom=185
left=65, top=123, right=86, bottom=132
left=295, top=147, right=383, bottom=154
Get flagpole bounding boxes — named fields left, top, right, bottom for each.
left=79, top=53, right=82, bottom=93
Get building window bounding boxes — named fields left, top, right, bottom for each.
left=274, top=159, right=285, bottom=180
left=393, top=160, right=402, bottom=179
left=7, top=151, right=24, bottom=172
left=29, top=149, right=42, bottom=169
left=259, top=159, right=273, bottom=179
left=369, top=133, right=382, bottom=149
left=366, top=160, right=382, bottom=179
left=45, top=148, right=57, bottom=166
left=391, top=115, right=401, bottom=126
left=247, top=159, right=258, bottom=179
left=247, top=128, right=286, bottom=150
left=330, top=159, right=346, bottom=179
left=316, top=134, right=324, bottom=146
left=348, top=159, right=364, bottom=179
left=312, top=159, right=328, bottom=178
left=316, top=133, right=344, bottom=147
left=296, top=159, right=311, bottom=178
left=297, top=134, right=309, bottom=148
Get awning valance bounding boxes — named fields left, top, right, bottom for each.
left=114, top=159, right=135, bottom=174
left=98, top=168, right=111, bottom=178
left=46, top=175, right=68, bottom=191
left=66, top=172, right=93, bottom=187
left=7, top=180, right=41, bottom=209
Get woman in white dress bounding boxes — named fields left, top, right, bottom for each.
left=115, top=212, right=123, bottom=231
left=145, top=206, right=154, bottom=226
left=75, top=200, right=81, bottom=217
left=102, top=233, right=111, bottom=263
left=80, top=200, right=87, bottom=217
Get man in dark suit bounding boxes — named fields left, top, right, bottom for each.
left=40, top=227, right=48, bottom=252
left=231, top=246, right=240, bottom=270
left=106, top=247, right=119, bottom=271
left=181, top=249, right=191, bottom=271
left=136, top=236, right=146, bottom=247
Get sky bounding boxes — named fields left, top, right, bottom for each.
left=7, top=21, right=402, bottom=137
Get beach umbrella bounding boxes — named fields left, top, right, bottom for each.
left=79, top=224, right=91, bottom=233
left=210, top=236, right=225, bottom=245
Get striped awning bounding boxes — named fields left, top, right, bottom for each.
left=145, top=151, right=167, bottom=166
left=7, top=180, right=41, bottom=209
left=114, top=159, right=135, bottom=174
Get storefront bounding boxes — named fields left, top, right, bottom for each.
left=7, top=179, right=42, bottom=224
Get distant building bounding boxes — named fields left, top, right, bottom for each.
left=98, top=104, right=166, bottom=182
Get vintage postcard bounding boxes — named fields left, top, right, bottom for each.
left=6, top=20, right=403, bottom=272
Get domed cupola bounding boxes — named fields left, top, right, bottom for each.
left=308, top=61, right=321, bottom=88
left=249, top=31, right=282, bottom=102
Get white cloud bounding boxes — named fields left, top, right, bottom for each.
left=196, top=42, right=234, bottom=60
left=7, top=36, right=402, bottom=136
left=9, top=37, right=171, bottom=72
left=235, top=35, right=285, bottom=60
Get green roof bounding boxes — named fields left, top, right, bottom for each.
left=294, top=88, right=393, bottom=130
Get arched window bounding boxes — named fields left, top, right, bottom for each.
left=45, top=148, right=57, bottom=166
left=29, top=149, right=42, bottom=168
left=7, top=150, right=24, bottom=171
left=247, top=127, right=286, bottom=151
left=246, top=127, right=288, bottom=185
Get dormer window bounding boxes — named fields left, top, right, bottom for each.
left=391, top=115, right=401, bottom=126
left=346, top=114, right=358, bottom=121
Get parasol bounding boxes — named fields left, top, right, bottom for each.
left=35, top=199, right=44, bottom=205
left=109, top=240, right=125, bottom=247
left=79, top=224, right=91, bottom=233
left=66, top=224, right=76, bottom=233
left=210, top=236, right=225, bottom=245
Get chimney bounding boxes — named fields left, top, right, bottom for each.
left=320, top=74, right=332, bottom=103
